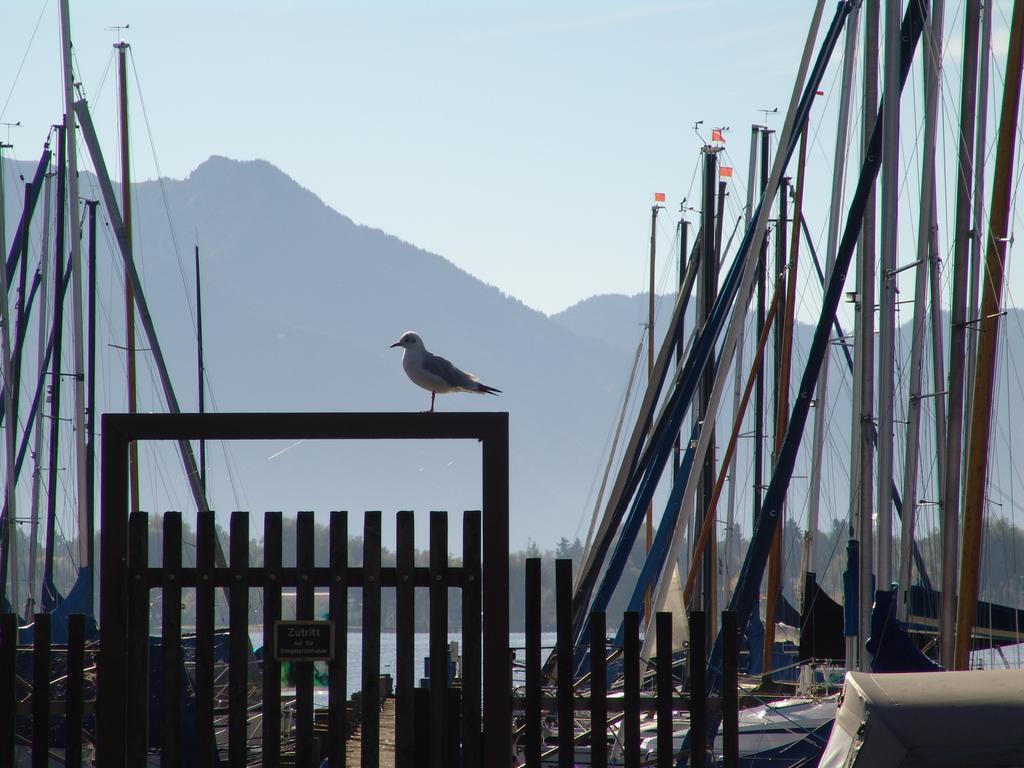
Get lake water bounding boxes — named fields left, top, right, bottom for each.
left=250, top=628, right=559, bottom=696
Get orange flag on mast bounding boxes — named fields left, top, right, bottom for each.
left=719, top=166, right=734, bottom=178
left=712, top=128, right=726, bottom=143
left=654, top=192, right=666, bottom=202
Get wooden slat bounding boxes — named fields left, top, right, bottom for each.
left=481, top=417, right=510, bottom=768
left=263, top=512, right=283, bottom=768
left=65, top=614, right=84, bottom=768
left=194, top=511, right=216, bottom=768
left=689, top=611, right=706, bottom=768
left=361, top=511, right=382, bottom=768
left=447, top=685, right=462, bottom=766
left=555, top=559, right=573, bottom=768
left=395, top=511, right=415, bottom=768
left=32, top=611, right=50, bottom=768
left=0, top=613, right=13, bottom=767
left=589, top=612, right=607, bottom=768
left=428, top=511, right=448, bottom=768
left=461, top=510, right=482, bottom=768
left=721, top=610, right=739, bottom=768
left=623, top=611, right=640, bottom=768
left=329, top=511, right=349, bottom=768
left=162, top=512, right=183, bottom=768
left=98, top=415, right=130, bottom=767
left=656, top=612, right=673, bottom=768
left=524, top=558, right=541, bottom=768
left=229, top=512, right=250, bottom=768
left=296, top=511, right=315, bottom=767
left=127, top=512, right=150, bottom=763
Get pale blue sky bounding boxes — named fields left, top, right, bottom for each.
left=3, top=1, right=836, bottom=315
left=2, top=2, right=1020, bottom=318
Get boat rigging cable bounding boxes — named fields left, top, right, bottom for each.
left=570, top=229, right=705, bottom=601
left=688, top=2, right=928, bottom=759
left=573, top=0, right=849, bottom=667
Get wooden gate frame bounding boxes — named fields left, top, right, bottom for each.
left=97, top=411, right=509, bottom=767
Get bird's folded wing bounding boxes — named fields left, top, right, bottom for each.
left=423, top=353, right=477, bottom=388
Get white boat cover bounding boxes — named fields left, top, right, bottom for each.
left=818, top=669, right=1024, bottom=768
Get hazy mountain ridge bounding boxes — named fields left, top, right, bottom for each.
left=5, top=153, right=1024, bottom=555
left=4, top=154, right=635, bottom=548
left=553, top=292, right=692, bottom=353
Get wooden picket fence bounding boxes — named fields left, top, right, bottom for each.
left=0, top=412, right=745, bottom=767
left=0, top=612, right=93, bottom=767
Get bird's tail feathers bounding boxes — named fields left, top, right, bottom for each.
left=476, top=383, right=501, bottom=396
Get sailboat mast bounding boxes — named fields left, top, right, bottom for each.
left=26, top=167, right=53, bottom=618
left=724, top=128, right=760, bottom=606
left=965, top=0, right=993, bottom=419
left=13, top=184, right=32, bottom=423
left=58, top=0, right=91, bottom=578
left=693, top=148, right=714, bottom=618
left=763, top=169, right=789, bottom=678
left=805, top=2, right=861, bottom=594
left=42, top=125, right=67, bottom=612
left=852, top=0, right=880, bottom=672
left=875, top=0, right=903, bottom=596
left=116, top=41, right=141, bottom=517
left=674, top=218, right=689, bottom=477
left=927, top=189, right=948, bottom=593
left=694, top=147, right=720, bottom=632
left=941, top=0, right=982, bottom=667
left=0, top=140, right=19, bottom=613
left=646, top=201, right=661, bottom=625
left=196, top=244, right=206, bottom=491
left=954, top=0, right=1024, bottom=670
left=754, top=127, right=770, bottom=530
left=85, top=200, right=98, bottom=581
left=899, top=0, right=945, bottom=622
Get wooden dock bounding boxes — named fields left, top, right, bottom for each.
left=341, top=697, right=396, bottom=768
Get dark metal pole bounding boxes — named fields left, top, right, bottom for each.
left=763, top=174, right=789, bottom=679
left=116, top=42, right=141, bottom=517
left=41, top=124, right=67, bottom=613
left=85, top=200, right=98, bottom=599
left=706, top=176, right=726, bottom=631
left=0, top=180, right=35, bottom=606
left=647, top=202, right=662, bottom=626
left=195, top=243, right=206, bottom=491
left=695, top=148, right=717, bottom=620
left=754, top=128, right=771, bottom=530
left=773, top=177, right=789, bottom=459
left=12, top=182, right=32, bottom=420
left=674, top=218, right=689, bottom=476
left=721, top=610, right=739, bottom=768
left=689, top=610, right=707, bottom=768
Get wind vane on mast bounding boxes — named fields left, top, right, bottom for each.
left=105, top=24, right=130, bottom=43
left=0, top=122, right=20, bottom=149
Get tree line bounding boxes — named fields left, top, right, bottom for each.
left=8, top=512, right=1024, bottom=635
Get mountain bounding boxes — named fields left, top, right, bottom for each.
left=553, top=292, right=688, bottom=355
left=3, top=154, right=636, bottom=550
left=5, top=152, right=1024, bottom=563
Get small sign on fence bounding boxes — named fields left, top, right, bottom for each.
left=273, top=620, right=335, bottom=662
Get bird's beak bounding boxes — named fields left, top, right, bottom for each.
left=389, top=340, right=402, bottom=348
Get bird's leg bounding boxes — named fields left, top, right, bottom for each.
left=430, top=392, right=436, bottom=412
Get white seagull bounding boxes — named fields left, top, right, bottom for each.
left=389, top=331, right=501, bottom=412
